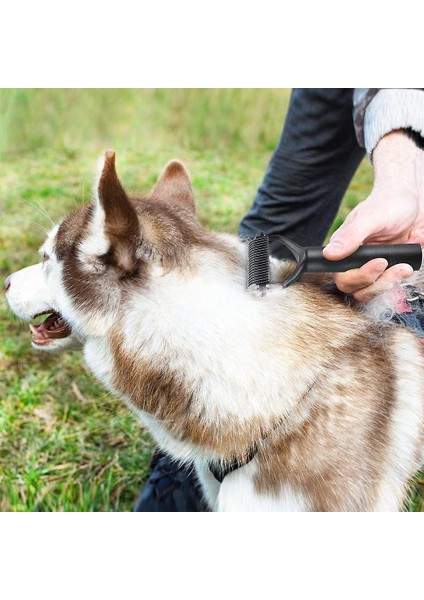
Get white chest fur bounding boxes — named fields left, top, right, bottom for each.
left=118, top=269, right=319, bottom=427
left=83, top=338, right=116, bottom=392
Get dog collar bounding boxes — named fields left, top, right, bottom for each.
left=208, top=446, right=257, bottom=483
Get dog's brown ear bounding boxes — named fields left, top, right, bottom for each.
left=150, top=160, right=196, bottom=214
left=85, top=151, right=140, bottom=274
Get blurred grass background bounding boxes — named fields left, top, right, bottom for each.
left=0, top=89, right=289, bottom=156
left=0, top=89, right=422, bottom=511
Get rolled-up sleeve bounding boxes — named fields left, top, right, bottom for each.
left=353, top=88, right=424, bottom=156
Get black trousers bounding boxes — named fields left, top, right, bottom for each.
left=238, top=88, right=366, bottom=257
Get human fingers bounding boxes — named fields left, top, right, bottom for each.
left=333, top=258, right=389, bottom=294
left=352, top=263, right=413, bottom=303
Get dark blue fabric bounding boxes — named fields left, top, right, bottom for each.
left=239, top=89, right=365, bottom=258
left=134, top=453, right=205, bottom=512
left=391, top=308, right=424, bottom=338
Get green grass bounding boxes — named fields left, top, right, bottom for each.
left=0, top=89, right=422, bottom=511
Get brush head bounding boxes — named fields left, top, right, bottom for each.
left=247, top=234, right=270, bottom=291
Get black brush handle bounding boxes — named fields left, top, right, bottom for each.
left=305, top=244, right=423, bottom=273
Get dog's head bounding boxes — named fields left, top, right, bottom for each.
left=6, top=151, right=229, bottom=353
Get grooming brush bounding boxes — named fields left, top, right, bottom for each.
left=247, top=234, right=423, bottom=291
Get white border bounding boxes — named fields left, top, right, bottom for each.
left=0, top=1, right=421, bottom=87
left=1, top=514, right=421, bottom=599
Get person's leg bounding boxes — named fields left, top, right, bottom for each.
left=134, top=450, right=206, bottom=512
left=239, top=88, right=365, bottom=255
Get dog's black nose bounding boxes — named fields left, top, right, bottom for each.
left=5, top=275, right=11, bottom=292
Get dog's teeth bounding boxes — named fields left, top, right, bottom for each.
left=29, top=324, right=37, bottom=335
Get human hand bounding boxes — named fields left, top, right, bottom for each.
left=323, top=130, right=424, bottom=302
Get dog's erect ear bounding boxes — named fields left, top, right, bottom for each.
left=82, top=151, right=140, bottom=274
left=150, top=160, right=196, bottom=214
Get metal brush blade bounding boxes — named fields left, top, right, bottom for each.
left=247, top=234, right=270, bottom=290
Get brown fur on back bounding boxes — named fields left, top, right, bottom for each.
left=254, top=324, right=397, bottom=511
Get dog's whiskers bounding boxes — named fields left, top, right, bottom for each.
left=12, top=217, right=50, bottom=235
left=18, top=197, right=55, bottom=227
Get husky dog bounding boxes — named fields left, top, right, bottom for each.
left=6, top=151, right=424, bottom=511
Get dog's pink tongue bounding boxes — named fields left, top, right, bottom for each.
left=29, top=313, right=71, bottom=345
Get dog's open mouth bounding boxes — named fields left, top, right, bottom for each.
left=29, top=311, right=72, bottom=346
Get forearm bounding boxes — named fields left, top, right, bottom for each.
left=372, top=130, right=424, bottom=202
